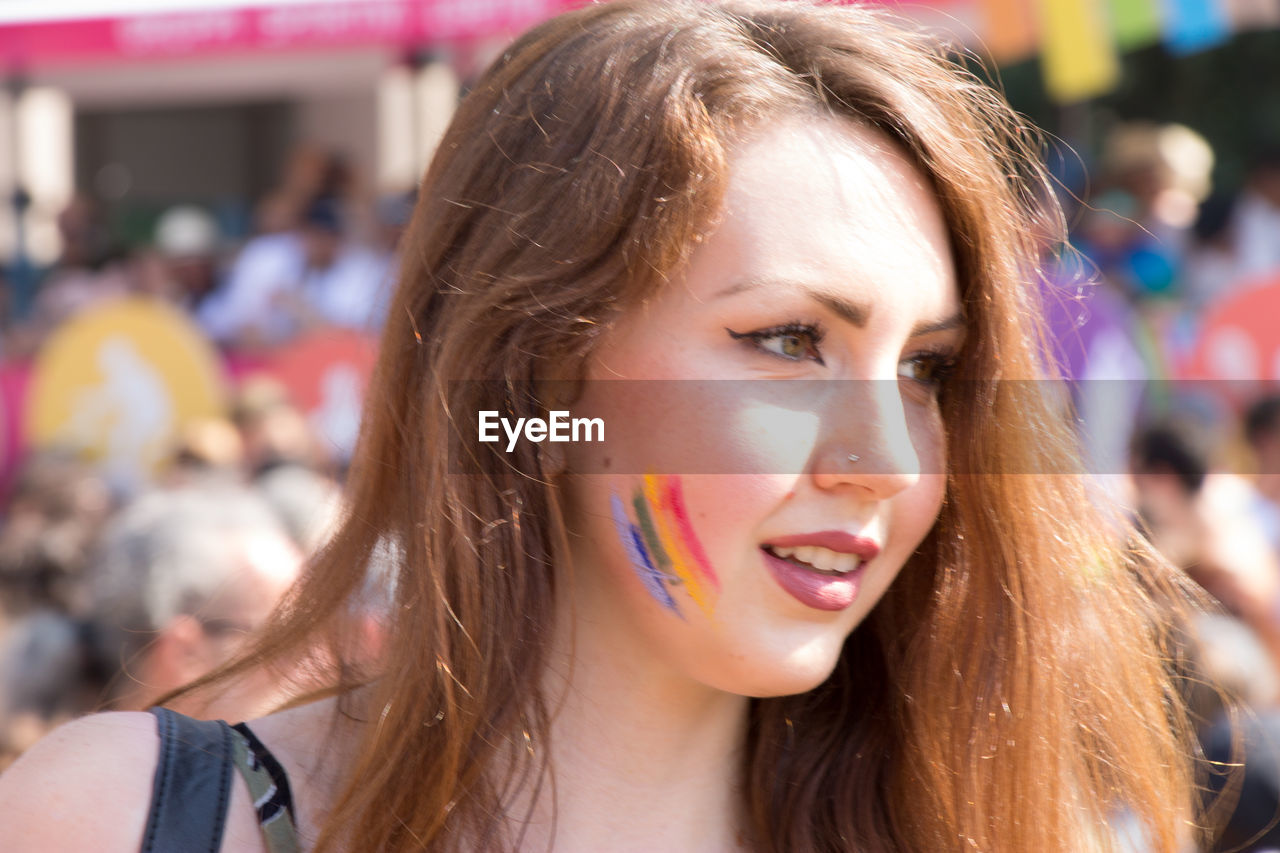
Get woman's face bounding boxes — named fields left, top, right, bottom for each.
left=559, top=116, right=962, bottom=698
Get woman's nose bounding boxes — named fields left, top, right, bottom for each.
left=809, top=379, right=925, bottom=500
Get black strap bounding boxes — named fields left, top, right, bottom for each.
left=142, top=707, right=235, bottom=853
left=232, top=721, right=296, bottom=826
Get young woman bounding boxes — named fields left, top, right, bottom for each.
left=0, top=1, right=1219, bottom=850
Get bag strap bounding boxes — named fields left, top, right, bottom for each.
left=142, top=706, right=236, bottom=853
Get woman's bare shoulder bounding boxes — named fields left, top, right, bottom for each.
left=0, top=711, right=159, bottom=852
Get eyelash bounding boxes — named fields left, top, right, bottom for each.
left=726, top=322, right=960, bottom=390
left=900, top=346, right=959, bottom=390
left=726, top=321, right=827, bottom=365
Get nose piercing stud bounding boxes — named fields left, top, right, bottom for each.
left=847, top=454, right=860, bottom=463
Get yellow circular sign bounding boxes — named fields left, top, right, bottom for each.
left=26, top=297, right=227, bottom=486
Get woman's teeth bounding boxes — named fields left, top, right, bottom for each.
left=766, top=544, right=861, bottom=574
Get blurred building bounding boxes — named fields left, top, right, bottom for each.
left=0, top=0, right=580, bottom=299
left=3, top=0, right=1278, bottom=277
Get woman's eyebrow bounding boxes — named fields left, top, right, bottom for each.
left=714, top=277, right=964, bottom=336
left=910, top=313, right=966, bottom=337
left=714, top=277, right=869, bottom=326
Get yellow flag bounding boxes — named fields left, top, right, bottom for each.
left=1039, top=0, right=1120, bottom=102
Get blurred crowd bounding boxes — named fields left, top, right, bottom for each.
left=0, top=404, right=350, bottom=768
left=0, top=144, right=404, bottom=769
left=1061, top=122, right=1280, bottom=624
left=0, top=144, right=410, bottom=359
left=1071, top=126, right=1280, bottom=309
left=1062, top=121, right=1280, bottom=850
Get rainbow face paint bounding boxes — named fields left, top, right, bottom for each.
left=610, top=493, right=679, bottom=614
left=611, top=474, right=719, bottom=616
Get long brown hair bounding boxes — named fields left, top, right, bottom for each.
left=186, top=2, right=1215, bottom=849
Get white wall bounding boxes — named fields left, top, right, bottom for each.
left=0, top=86, right=74, bottom=265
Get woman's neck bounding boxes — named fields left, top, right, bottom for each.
left=513, top=599, right=753, bottom=852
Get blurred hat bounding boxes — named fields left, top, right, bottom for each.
left=154, top=206, right=220, bottom=258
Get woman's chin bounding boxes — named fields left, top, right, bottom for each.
left=699, top=642, right=845, bottom=699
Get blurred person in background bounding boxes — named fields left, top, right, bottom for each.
left=47, top=194, right=115, bottom=274
left=249, top=146, right=358, bottom=237
left=1075, top=188, right=1179, bottom=298
left=1131, top=420, right=1280, bottom=674
left=159, top=416, right=248, bottom=488
left=198, top=198, right=314, bottom=348
left=1183, top=147, right=1280, bottom=308
left=1234, top=146, right=1280, bottom=283
left=1192, top=611, right=1280, bottom=852
left=0, top=453, right=116, bottom=770
left=290, top=196, right=393, bottom=334
left=359, top=190, right=417, bottom=334
left=231, top=375, right=325, bottom=476
left=1183, top=192, right=1242, bottom=309
left=0, top=610, right=101, bottom=772
left=0, top=451, right=116, bottom=621
left=252, top=189, right=304, bottom=236
left=1246, top=393, right=1280, bottom=546
left=255, top=462, right=342, bottom=556
left=201, top=196, right=388, bottom=349
left=1132, top=417, right=1280, bottom=850
left=21, top=194, right=131, bottom=353
left=1101, top=122, right=1212, bottom=252
left=1071, top=124, right=1216, bottom=381
left=84, top=484, right=302, bottom=722
left=229, top=375, right=346, bottom=552
left=137, top=205, right=226, bottom=324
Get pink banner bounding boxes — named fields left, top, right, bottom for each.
left=0, top=360, right=32, bottom=503
left=1, top=0, right=582, bottom=68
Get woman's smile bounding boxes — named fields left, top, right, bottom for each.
left=757, top=528, right=881, bottom=609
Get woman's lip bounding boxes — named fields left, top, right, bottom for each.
left=762, top=530, right=881, bottom=561
left=761, top=548, right=861, bottom=611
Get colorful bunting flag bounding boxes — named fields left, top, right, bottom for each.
left=1161, top=0, right=1231, bottom=53
left=980, top=0, right=1040, bottom=61
left=1221, top=0, right=1280, bottom=31
left=1040, top=0, right=1121, bottom=102
left=1110, top=0, right=1164, bottom=48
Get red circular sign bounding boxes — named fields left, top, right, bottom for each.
left=1188, top=274, right=1280, bottom=383
left=267, top=327, right=378, bottom=460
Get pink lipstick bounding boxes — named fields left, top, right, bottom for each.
left=761, top=531, right=881, bottom=560
left=759, top=531, right=880, bottom=611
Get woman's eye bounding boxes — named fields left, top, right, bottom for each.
left=899, top=351, right=957, bottom=389
left=726, top=324, right=826, bottom=365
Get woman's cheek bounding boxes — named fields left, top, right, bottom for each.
left=567, top=380, right=822, bottom=477
left=715, top=399, right=820, bottom=476
left=606, top=473, right=769, bottom=618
